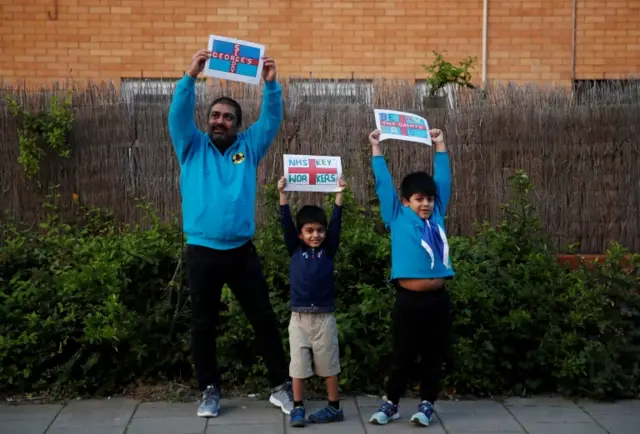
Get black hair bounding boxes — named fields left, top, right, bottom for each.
left=400, top=171, right=440, bottom=207
left=295, top=205, right=327, bottom=232
left=209, top=96, right=243, bottom=127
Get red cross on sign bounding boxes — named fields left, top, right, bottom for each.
left=288, top=159, right=337, bottom=185
left=379, top=115, right=428, bottom=135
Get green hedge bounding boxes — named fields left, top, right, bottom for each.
left=1, top=171, right=639, bottom=400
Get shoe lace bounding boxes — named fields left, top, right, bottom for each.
left=378, top=401, right=397, bottom=417
left=203, top=385, right=219, bottom=405
left=418, top=401, right=434, bottom=418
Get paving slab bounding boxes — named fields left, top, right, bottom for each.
left=505, top=396, right=607, bottom=434
left=208, top=425, right=282, bottom=434
left=205, top=398, right=284, bottom=426
left=127, top=401, right=206, bottom=434
left=46, top=397, right=137, bottom=434
left=435, top=400, right=525, bottom=433
left=0, top=404, right=62, bottom=434
left=579, top=399, right=640, bottom=434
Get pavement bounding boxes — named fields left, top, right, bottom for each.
left=1, top=395, right=639, bottom=434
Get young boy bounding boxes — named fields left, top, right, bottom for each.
left=277, top=175, right=347, bottom=428
left=367, top=128, right=454, bottom=427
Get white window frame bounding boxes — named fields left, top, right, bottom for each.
left=287, top=79, right=374, bottom=110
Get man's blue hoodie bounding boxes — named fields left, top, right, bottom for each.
left=168, top=74, right=283, bottom=250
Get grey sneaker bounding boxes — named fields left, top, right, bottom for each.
left=269, top=380, right=294, bottom=415
left=197, top=385, right=221, bottom=417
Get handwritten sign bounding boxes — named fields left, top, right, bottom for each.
left=374, top=109, right=432, bottom=146
left=204, top=35, right=265, bottom=85
left=283, top=154, right=343, bottom=193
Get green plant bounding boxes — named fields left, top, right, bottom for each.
left=423, top=51, right=477, bottom=97
left=1, top=173, right=638, bottom=400
left=4, top=90, right=75, bottom=179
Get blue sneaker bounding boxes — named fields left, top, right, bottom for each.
left=410, top=400, right=435, bottom=426
left=369, top=401, right=399, bottom=425
left=308, top=405, right=345, bottom=423
left=197, top=385, right=220, bottom=417
left=290, top=406, right=306, bottom=427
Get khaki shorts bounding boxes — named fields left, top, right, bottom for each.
left=288, top=312, right=341, bottom=379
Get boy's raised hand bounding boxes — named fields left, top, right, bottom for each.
left=338, top=177, right=347, bottom=191
left=369, top=129, right=381, bottom=146
left=277, top=176, right=287, bottom=193
left=278, top=176, right=288, bottom=205
left=429, top=128, right=444, bottom=143
left=429, top=128, right=446, bottom=152
left=335, top=176, right=346, bottom=206
left=369, top=129, right=382, bottom=156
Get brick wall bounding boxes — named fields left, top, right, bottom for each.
left=0, top=0, right=638, bottom=86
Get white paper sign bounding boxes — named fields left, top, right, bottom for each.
left=283, top=154, right=343, bottom=193
left=374, top=108, right=432, bottom=146
left=204, top=35, right=265, bottom=85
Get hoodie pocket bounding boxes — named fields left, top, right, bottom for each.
left=225, top=198, right=253, bottom=241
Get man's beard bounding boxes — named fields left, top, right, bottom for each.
left=208, top=130, right=237, bottom=153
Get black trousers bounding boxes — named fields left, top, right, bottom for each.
left=186, top=242, right=289, bottom=391
left=385, top=284, right=452, bottom=404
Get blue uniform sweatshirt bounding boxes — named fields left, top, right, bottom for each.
left=280, top=203, right=342, bottom=313
left=168, top=74, right=283, bottom=250
left=372, top=152, right=455, bottom=280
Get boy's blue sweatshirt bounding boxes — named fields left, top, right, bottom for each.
left=372, top=152, right=455, bottom=280
left=168, top=74, right=283, bottom=250
left=280, top=203, right=342, bottom=313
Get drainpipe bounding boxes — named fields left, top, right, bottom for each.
left=570, top=0, right=577, bottom=84
left=482, top=0, right=488, bottom=89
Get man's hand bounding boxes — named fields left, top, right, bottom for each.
left=262, top=56, right=277, bottom=82
left=429, top=128, right=446, bottom=152
left=187, top=49, right=211, bottom=78
left=278, top=176, right=288, bottom=205
left=335, top=177, right=346, bottom=206
left=369, top=129, right=382, bottom=156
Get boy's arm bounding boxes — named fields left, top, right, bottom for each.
left=168, top=74, right=201, bottom=165
left=324, top=203, right=343, bottom=256
left=279, top=204, right=299, bottom=256
left=243, top=59, right=283, bottom=164
left=278, top=178, right=298, bottom=256
left=431, top=130, right=452, bottom=215
left=372, top=156, right=402, bottom=225
left=370, top=131, right=402, bottom=225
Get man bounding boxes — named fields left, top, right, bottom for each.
left=168, top=49, right=293, bottom=418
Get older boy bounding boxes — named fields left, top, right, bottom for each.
left=367, top=128, right=454, bottom=427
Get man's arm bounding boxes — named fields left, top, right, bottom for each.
left=168, top=50, right=209, bottom=165
left=244, top=57, right=283, bottom=163
left=370, top=130, right=402, bottom=226
left=168, top=75, right=200, bottom=165
left=431, top=129, right=451, bottom=216
left=278, top=177, right=298, bottom=256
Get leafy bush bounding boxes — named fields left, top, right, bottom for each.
left=1, top=173, right=639, bottom=400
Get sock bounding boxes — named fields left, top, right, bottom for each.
left=329, top=400, right=340, bottom=410
left=294, top=400, right=304, bottom=408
